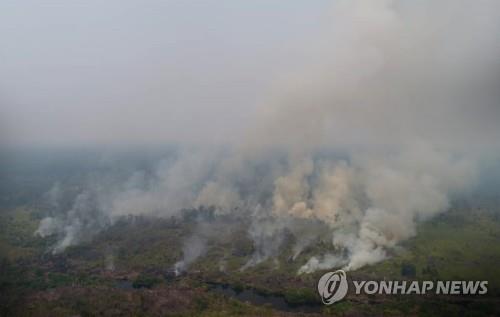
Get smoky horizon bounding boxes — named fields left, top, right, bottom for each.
left=1, top=0, right=500, bottom=282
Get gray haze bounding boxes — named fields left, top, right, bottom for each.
left=1, top=1, right=499, bottom=150
left=5, top=0, right=500, bottom=272
left=0, top=0, right=329, bottom=147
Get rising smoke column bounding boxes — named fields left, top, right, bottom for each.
left=35, top=0, right=500, bottom=272
left=216, top=0, right=500, bottom=272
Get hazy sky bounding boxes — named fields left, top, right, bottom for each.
left=2, top=0, right=499, bottom=153
left=0, top=0, right=331, bottom=147
left=6, top=0, right=499, bottom=273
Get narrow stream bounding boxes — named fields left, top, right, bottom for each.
left=210, top=284, right=321, bottom=313
left=114, top=279, right=322, bottom=313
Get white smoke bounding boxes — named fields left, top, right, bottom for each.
left=105, top=253, right=115, bottom=272
left=173, top=234, right=207, bottom=276
left=34, top=216, right=62, bottom=238
left=232, top=142, right=476, bottom=272
left=109, top=148, right=221, bottom=218
left=35, top=0, right=500, bottom=272
left=36, top=189, right=111, bottom=254
left=241, top=208, right=287, bottom=270
left=298, top=254, right=347, bottom=275
left=236, top=0, right=497, bottom=271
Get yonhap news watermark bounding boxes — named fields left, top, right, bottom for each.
left=318, top=270, right=488, bottom=305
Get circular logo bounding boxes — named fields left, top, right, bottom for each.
left=317, top=270, right=348, bottom=305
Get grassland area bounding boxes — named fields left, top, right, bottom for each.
left=1, top=205, right=500, bottom=316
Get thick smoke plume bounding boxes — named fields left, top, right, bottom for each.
left=36, top=0, right=500, bottom=272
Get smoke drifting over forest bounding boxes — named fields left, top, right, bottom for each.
left=12, top=0, right=500, bottom=272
